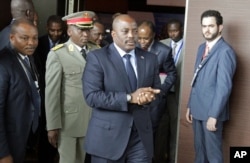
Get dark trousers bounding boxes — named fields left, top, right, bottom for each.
left=91, top=130, right=151, bottom=163
left=37, top=111, right=58, bottom=163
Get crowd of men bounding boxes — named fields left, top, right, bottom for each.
left=0, top=0, right=236, bottom=163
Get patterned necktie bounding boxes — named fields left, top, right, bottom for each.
left=24, top=56, right=31, bottom=68
left=81, top=48, right=87, bottom=59
left=124, top=54, right=137, bottom=91
left=23, top=56, right=41, bottom=132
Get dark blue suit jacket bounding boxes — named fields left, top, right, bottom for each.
left=82, top=43, right=161, bottom=160
left=138, top=41, right=176, bottom=93
left=0, top=46, right=39, bottom=162
left=188, top=37, right=237, bottom=121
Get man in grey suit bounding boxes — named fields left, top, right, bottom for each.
left=160, top=18, right=184, bottom=163
left=45, top=11, right=99, bottom=163
left=186, top=10, right=237, bottom=163
left=82, top=14, right=161, bottom=163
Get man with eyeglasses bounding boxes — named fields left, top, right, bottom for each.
left=45, top=11, right=99, bottom=163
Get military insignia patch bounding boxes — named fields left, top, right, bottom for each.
left=68, top=44, right=74, bottom=51
left=52, top=44, right=64, bottom=51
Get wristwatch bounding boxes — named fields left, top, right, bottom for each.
left=126, top=94, right=132, bottom=102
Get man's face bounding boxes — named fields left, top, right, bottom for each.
left=202, top=17, right=223, bottom=42
left=47, top=22, right=63, bottom=42
left=137, top=25, right=154, bottom=50
left=68, top=25, right=90, bottom=47
left=10, top=23, right=38, bottom=56
left=112, top=18, right=138, bottom=53
left=89, top=23, right=105, bottom=45
left=167, top=23, right=182, bottom=42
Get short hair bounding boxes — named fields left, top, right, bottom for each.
left=201, top=10, right=223, bottom=25
left=10, top=18, right=36, bottom=34
left=47, top=15, right=64, bottom=26
left=138, top=20, right=156, bottom=33
left=167, top=18, right=183, bottom=28
left=92, top=20, right=104, bottom=26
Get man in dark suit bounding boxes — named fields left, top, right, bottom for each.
left=82, top=14, right=161, bottom=163
left=137, top=20, right=176, bottom=162
left=0, top=19, right=40, bottom=163
left=0, top=0, right=35, bottom=51
left=160, top=18, right=184, bottom=163
left=186, top=10, right=237, bottom=163
left=34, top=14, right=67, bottom=163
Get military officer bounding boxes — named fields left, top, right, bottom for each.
left=45, top=11, right=99, bottom=163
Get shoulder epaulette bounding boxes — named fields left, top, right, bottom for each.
left=52, top=44, right=64, bottom=51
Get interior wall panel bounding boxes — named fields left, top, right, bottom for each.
left=178, top=0, right=250, bottom=162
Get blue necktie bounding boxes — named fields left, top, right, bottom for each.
left=24, top=57, right=41, bottom=132
left=124, top=54, right=137, bottom=91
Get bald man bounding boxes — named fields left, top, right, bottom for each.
left=0, top=0, right=36, bottom=50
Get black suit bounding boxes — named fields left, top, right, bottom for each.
left=138, top=41, right=176, bottom=128
left=0, top=24, right=11, bottom=51
left=150, top=41, right=176, bottom=94
left=0, top=46, right=40, bottom=163
left=138, top=41, right=177, bottom=163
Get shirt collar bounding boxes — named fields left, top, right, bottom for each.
left=147, top=40, right=154, bottom=51
left=114, top=43, right=135, bottom=58
left=172, top=39, right=183, bottom=47
left=206, top=35, right=221, bottom=50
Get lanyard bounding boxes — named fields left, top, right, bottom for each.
left=172, top=40, right=183, bottom=65
left=16, top=54, right=38, bottom=82
left=190, top=53, right=212, bottom=87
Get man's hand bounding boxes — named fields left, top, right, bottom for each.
left=0, top=155, right=13, bottom=163
left=130, top=87, right=161, bottom=105
left=48, top=129, right=59, bottom=148
left=186, top=108, right=193, bottom=123
left=207, top=117, right=217, bottom=131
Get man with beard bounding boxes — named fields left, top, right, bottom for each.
left=186, top=10, right=237, bottom=163
left=82, top=14, right=162, bottom=163
left=0, top=18, right=40, bottom=163
left=45, top=11, right=99, bottom=163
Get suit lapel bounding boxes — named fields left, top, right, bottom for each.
left=135, top=48, right=145, bottom=88
left=8, top=47, right=33, bottom=98
left=150, top=43, right=161, bottom=56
